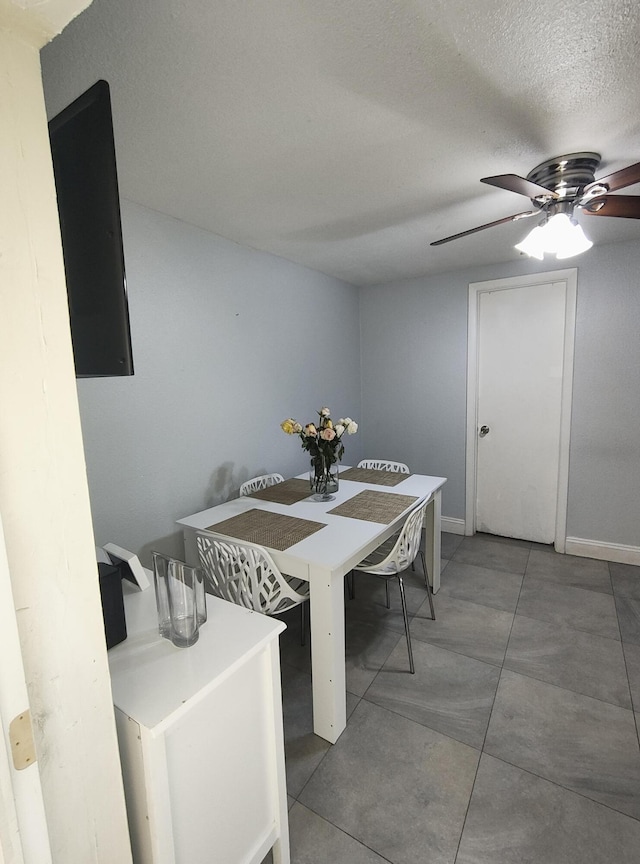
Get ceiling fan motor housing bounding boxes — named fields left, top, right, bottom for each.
left=527, top=152, right=601, bottom=207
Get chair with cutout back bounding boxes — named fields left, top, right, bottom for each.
left=196, top=531, right=309, bottom=644
left=351, top=459, right=413, bottom=590
left=357, top=459, right=410, bottom=474
left=351, top=499, right=435, bottom=673
left=239, top=473, right=285, bottom=497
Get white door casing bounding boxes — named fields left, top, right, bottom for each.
left=0, top=516, right=52, bottom=864
left=466, top=270, right=577, bottom=550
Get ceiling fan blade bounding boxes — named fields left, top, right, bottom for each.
left=480, top=174, right=558, bottom=200
left=431, top=211, right=538, bottom=246
left=581, top=194, right=640, bottom=219
left=585, top=162, right=640, bottom=195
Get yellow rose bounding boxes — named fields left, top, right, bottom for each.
left=305, top=423, right=317, bottom=436
left=281, top=418, right=297, bottom=435
left=325, top=419, right=333, bottom=429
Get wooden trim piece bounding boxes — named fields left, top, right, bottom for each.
left=565, top=537, right=640, bottom=567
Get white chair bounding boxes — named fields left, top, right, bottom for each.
left=196, top=531, right=310, bottom=643
left=353, top=458, right=413, bottom=583
left=239, top=473, right=285, bottom=496
left=357, top=459, right=410, bottom=474
left=351, top=500, right=435, bottom=674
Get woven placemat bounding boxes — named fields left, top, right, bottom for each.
left=248, top=478, right=312, bottom=505
left=328, top=490, right=418, bottom=524
left=339, top=467, right=410, bottom=487
left=206, top=508, right=325, bottom=551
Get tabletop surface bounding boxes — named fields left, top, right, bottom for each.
left=178, top=470, right=447, bottom=574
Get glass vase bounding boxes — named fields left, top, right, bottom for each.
left=309, top=454, right=339, bottom=501
left=152, top=552, right=207, bottom=648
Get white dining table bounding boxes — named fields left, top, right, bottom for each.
left=177, top=469, right=446, bottom=744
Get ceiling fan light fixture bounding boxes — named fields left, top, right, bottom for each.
left=554, top=217, right=593, bottom=259
left=515, top=213, right=592, bottom=260
left=514, top=224, right=546, bottom=259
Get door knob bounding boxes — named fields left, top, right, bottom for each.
left=479, top=425, right=490, bottom=437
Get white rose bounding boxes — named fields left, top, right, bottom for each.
left=347, top=420, right=358, bottom=434
left=343, top=417, right=352, bottom=426
left=320, top=407, right=331, bottom=417
left=335, top=423, right=345, bottom=437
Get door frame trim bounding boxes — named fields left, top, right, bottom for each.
left=465, top=268, right=577, bottom=551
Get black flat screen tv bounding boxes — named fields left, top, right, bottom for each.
left=49, top=80, right=134, bottom=377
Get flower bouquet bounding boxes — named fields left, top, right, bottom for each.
left=281, top=407, right=358, bottom=500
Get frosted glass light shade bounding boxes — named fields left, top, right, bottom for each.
left=554, top=217, right=593, bottom=259
left=515, top=213, right=593, bottom=260
left=515, top=225, right=546, bottom=260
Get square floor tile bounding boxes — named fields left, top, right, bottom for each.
left=280, top=663, right=330, bottom=798
left=526, top=548, right=612, bottom=594
left=441, top=531, right=463, bottom=560
left=452, top=535, right=530, bottom=575
left=345, top=618, right=405, bottom=697
left=410, top=593, right=513, bottom=666
left=284, top=801, right=389, bottom=863
left=615, top=595, right=640, bottom=646
left=516, top=577, right=619, bottom=639
left=623, top=642, right=640, bottom=710
left=438, top=560, right=523, bottom=612
left=365, top=639, right=500, bottom=748
left=504, top=614, right=631, bottom=707
left=457, top=753, right=640, bottom=864
left=299, top=699, right=479, bottom=864
left=346, top=570, right=429, bottom=630
left=485, top=670, right=640, bottom=819
left=281, top=610, right=404, bottom=697
left=610, top=562, right=640, bottom=600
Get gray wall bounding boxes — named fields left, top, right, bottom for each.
left=78, top=201, right=362, bottom=564
left=359, top=241, right=640, bottom=548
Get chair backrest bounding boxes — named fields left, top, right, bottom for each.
left=196, top=531, right=307, bottom=615
left=357, top=459, right=410, bottom=474
left=239, top=473, right=285, bottom=496
left=365, top=500, right=427, bottom=574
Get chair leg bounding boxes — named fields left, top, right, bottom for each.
left=420, top=551, right=436, bottom=620
left=347, top=571, right=355, bottom=600
left=397, top=576, right=415, bottom=674
left=300, top=603, right=306, bottom=646
left=385, top=579, right=390, bottom=609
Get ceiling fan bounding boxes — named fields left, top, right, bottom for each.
left=431, top=152, right=640, bottom=258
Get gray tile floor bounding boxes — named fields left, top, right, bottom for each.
left=266, top=533, right=640, bottom=863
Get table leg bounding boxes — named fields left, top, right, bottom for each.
left=308, top=565, right=347, bottom=744
left=425, top=489, right=442, bottom=593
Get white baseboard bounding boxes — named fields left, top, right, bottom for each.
left=441, top=517, right=466, bottom=536
left=565, top=536, right=640, bottom=567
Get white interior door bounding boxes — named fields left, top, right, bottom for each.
left=473, top=277, right=571, bottom=544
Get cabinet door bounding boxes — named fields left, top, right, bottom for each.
left=163, top=649, right=280, bottom=863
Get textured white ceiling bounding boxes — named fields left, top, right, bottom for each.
left=41, top=0, right=640, bottom=287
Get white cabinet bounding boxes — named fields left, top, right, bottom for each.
left=108, top=582, right=290, bottom=864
